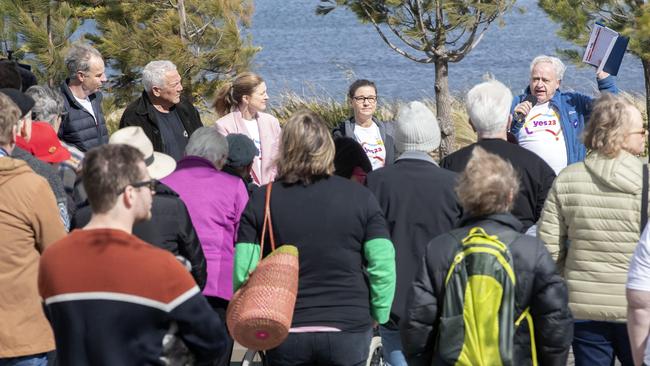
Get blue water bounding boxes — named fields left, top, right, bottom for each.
left=251, top=0, right=644, bottom=102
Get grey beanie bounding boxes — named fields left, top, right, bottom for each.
left=226, top=133, right=258, bottom=167
left=394, top=101, right=441, bottom=153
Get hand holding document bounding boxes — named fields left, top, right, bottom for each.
left=583, top=23, right=629, bottom=76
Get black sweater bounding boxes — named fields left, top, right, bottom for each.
left=441, top=139, right=556, bottom=231
left=237, top=176, right=394, bottom=332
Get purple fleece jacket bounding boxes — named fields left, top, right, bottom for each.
left=162, top=156, right=249, bottom=300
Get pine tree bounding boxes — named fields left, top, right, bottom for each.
left=317, top=0, right=514, bottom=157
left=538, top=0, right=650, bottom=120
left=90, top=0, right=259, bottom=110
left=0, top=0, right=85, bottom=86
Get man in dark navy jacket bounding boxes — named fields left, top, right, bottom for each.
left=366, top=101, right=463, bottom=366
left=59, top=43, right=109, bottom=152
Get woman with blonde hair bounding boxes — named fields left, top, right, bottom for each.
left=233, top=110, right=396, bottom=366
left=213, top=72, right=281, bottom=185
left=539, top=93, right=648, bottom=366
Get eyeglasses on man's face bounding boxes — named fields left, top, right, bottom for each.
left=118, top=179, right=158, bottom=195
left=352, top=96, right=377, bottom=104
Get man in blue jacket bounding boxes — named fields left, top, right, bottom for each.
left=510, top=55, right=618, bottom=174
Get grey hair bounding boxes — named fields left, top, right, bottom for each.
left=530, top=55, right=566, bottom=81
left=25, top=85, right=65, bottom=126
left=65, top=43, right=103, bottom=80
left=185, top=127, right=229, bottom=168
left=466, top=79, right=513, bottom=137
left=142, top=60, right=177, bottom=93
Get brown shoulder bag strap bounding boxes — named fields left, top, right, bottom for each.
left=259, top=183, right=277, bottom=260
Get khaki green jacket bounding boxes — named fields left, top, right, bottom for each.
left=539, top=151, right=646, bottom=322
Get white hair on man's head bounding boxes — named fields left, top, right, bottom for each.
left=466, top=79, right=513, bottom=137
left=185, top=127, right=229, bottom=168
left=142, top=60, right=177, bottom=93
left=530, top=55, right=566, bottom=81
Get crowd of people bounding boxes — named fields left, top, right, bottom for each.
left=1, top=41, right=650, bottom=366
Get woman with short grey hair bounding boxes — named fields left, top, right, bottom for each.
left=161, top=126, right=249, bottom=366
left=25, top=85, right=65, bottom=131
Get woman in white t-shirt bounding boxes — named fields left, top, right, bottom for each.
left=332, top=79, right=396, bottom=170
left=214, top=72, right=281, bottom=186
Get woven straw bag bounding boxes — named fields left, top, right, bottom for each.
left=226, top=183, right=299, bottom=350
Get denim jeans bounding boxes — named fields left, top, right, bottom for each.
left=266, top=328, right=372, bottom=366
left=573, top=320, right=634, bottom=366
left=0, top=354, right=48, bottom=366
left=379, top=325, right=407, bottom=366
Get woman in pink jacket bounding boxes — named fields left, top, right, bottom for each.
left=214, top=72, right=281, bottom=186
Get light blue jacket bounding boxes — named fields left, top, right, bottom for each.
left=510, top=76, right=618, bottom=165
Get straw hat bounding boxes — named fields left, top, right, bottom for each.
left=109, top=126, right=176, bottom=179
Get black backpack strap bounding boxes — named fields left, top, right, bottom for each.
left=642, top=164, right=648, bottom=233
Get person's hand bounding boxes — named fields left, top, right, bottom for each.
left=513, top=101, right=533, bottom=119
left=596, top=70, right=610, bottom=80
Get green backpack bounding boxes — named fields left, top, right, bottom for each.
left=435, top=227, right=537, bottom=366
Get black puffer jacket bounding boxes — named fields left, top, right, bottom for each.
left=59, top=80, right=109, bottom=152
left=72, top=183, right=207, bottom=289
left=401, top=213, right=573, bottom=366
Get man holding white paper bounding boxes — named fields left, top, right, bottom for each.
left=510, top=55, right=618, bottom=174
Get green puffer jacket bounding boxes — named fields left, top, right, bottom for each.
left=539, top=151, right=647, bottom=322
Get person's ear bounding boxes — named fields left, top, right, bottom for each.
left=151, top=86, right=162, bottom=98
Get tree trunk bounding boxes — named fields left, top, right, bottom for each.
left=47, top=1, right=54, bottom=87
left=641, top=58, right=650, bottom=159
left=177, top=0, right=188, bottom=43
left=434, top=57, right=455, bottom=159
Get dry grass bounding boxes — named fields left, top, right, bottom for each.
left=106, top=91, right=648, bottom=153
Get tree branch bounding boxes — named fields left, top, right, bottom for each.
left=359, top=2, right=433, bottom=63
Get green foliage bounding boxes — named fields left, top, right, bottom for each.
left=91, top=0, right=259, bottom=109
left=0, top=0, right=83, bottom=85
left=0, top=0, right=257, bottom=109
left=538, top=0, right=650, bottom=117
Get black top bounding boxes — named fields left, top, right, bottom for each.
left=366, top=154, right=462, bottom=326
left=440, top=139, right=556, bottom=231
left=155, top=108, right=188, bottom=161
left=237, top=175, right=390, bottom=332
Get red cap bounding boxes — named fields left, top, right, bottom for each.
left=16, top=122, right=71, bottom=163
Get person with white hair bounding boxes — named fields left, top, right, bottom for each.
left=59, top=43, right=109, bottom=152
left=365, top=101, right=462, bottom=366
left=161, top=126, right=249, bottom=366
left=510, top=55, right=619, bottom=174
left=441, top=79, right=556, bottom=235
left=120, top=60, right=203, bottom=161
